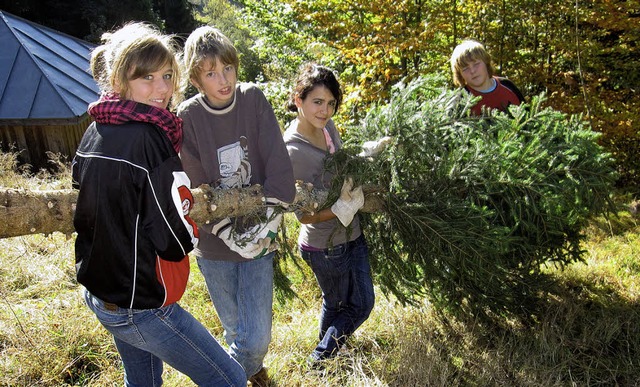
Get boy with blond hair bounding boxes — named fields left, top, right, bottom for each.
left=177, top=26, right=295, bottom=386
left=450, top=39, right=524, bottom=115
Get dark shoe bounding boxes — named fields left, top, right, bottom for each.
left=249, top=366, right=269, bottom=387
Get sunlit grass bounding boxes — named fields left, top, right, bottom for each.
left=0, top=233, right=119, bottom=386
left=1, top=151, right=639, bottom=386
left=0, top=151, right=72, bottom=190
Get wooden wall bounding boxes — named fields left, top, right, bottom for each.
left=0, top=115, right=92, bottom=171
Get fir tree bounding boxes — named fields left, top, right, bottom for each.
left=323, top=75, right=617, bottom=321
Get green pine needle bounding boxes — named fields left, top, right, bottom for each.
left=325, top=75, right=618, bottom=321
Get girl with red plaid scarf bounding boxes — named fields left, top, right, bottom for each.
left=72, top=22, right=245, bottom=386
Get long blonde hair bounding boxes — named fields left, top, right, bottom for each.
left=90, top=22, right=185, bottom=108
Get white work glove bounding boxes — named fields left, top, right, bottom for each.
left=330, top=177, right=365, bottom=227
left=250, top=197, right=287, bottom=249
left=211, top=197, right=287, bottom=259
left=358, top=136, right=393, bottom=157
left=212, top=218, right=277, bottom=259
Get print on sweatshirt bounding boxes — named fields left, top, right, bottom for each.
left=218, top=136, right=252, bottom=189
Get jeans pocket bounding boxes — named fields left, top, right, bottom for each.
left=85, top=292, right=130, bottom=329
left=151, top=303, right=174, bottom=320
left=325, top=243, right=347, bottom=259
left=300, top=249, right=316, bottom=264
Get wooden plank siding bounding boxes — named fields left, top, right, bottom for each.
left=0, top=115, right=92, bottom=171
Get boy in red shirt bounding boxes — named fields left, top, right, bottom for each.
left=450, top=40, right=524, bottom=115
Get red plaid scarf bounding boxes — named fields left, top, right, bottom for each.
left=88, top=92, right=183, bottom=153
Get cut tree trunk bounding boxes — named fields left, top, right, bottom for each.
left=0, top=182, right=385, bottom=239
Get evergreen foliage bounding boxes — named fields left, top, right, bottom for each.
left=325, top=75, right=618, bottom=320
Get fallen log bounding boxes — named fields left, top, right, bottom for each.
left=1, top=188, right=78, bottom=238
left=0, top=182, right=385, bottom=239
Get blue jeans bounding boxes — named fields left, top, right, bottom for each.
left=84, top=289, right=246, bottom=387
left=196, top=253, right=274, bottom=378
left=300, top=234, right=375, bottom=360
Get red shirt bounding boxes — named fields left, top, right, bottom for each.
left=466, top=77, right=523, bottom=115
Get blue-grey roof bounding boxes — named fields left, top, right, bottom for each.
left=0, top=11, right=99, bottom=123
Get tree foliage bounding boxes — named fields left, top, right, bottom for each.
left=264, top=0, right=639, bottom=194
left=4, top=0, right=637, bottom=190
left=189, top=0, right=264, bottom=82
left=324, top=76, right=617, bottom=320
left=236, top=0, right=317, bottom=81
left=1, top=0, right=198, bottom=42
left=154, top=0, right=199, bottom=36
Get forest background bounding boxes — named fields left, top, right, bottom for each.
left=1, top=0, right=639, bottom=386
left=2, top=0, right=638, bottom=193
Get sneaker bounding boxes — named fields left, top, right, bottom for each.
left=248, top=366, right=269, bottom=387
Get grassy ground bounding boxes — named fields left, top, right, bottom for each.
left=1, top=153, right=639, bottom=386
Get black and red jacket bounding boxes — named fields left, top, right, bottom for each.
left=72, top=121, right=198, bottom=309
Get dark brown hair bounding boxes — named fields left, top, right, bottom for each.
left=287, top=63, right=343, bottom=113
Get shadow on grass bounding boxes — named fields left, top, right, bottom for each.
left=432, top=271, right=640, bottom=386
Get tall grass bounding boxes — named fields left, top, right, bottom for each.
left=1, top=151, right=638, bottom=386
